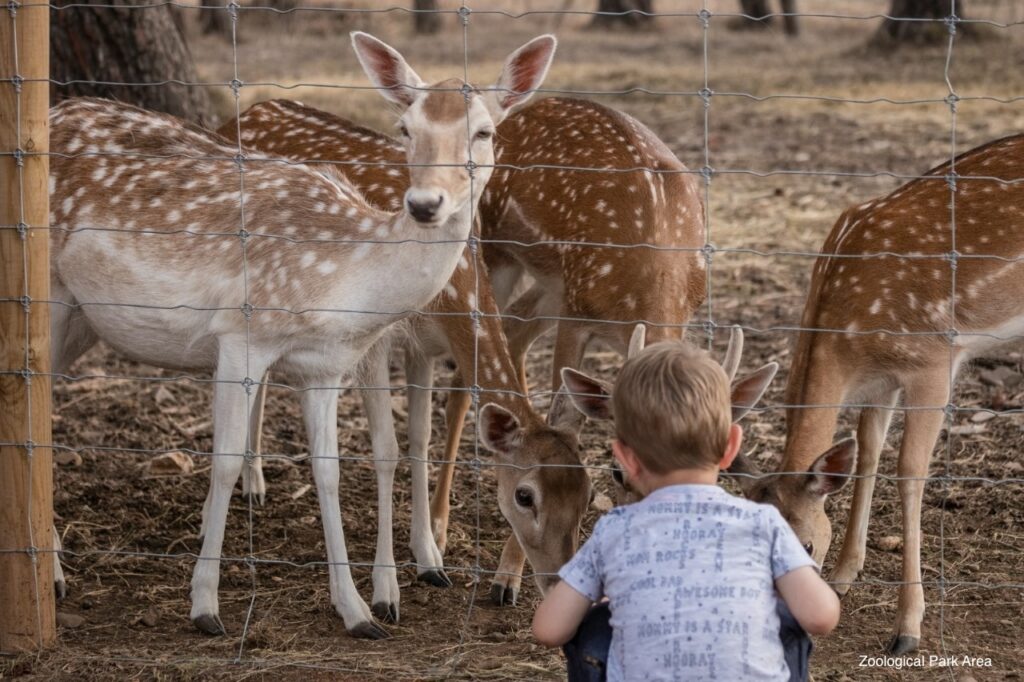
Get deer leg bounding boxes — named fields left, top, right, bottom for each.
left=830, top=389, right=899, bottom=596
left=303, top=375, right=389, bottom=639
left=490, top=534, right=527, bottom=606
left=53, top=525, right=66, bottom=599
left=358, top=350, right=401, bottom=624
left=241, top=374, right=268, bottom=505
left=502, top=282, right=558, bottom=391
left=549, top=318, right=589, bottom=392
left=406, top=351, right=451, bottom=588
left=429, top=370, right=470, bottom=554
left=886, top=370, right=949, bottom=656
left=201, top=372, right=268, bottom=540
left=190, top=339, right=272, bottom=636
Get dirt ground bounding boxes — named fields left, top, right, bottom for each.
left=5, top=1, right=1024, bottom=680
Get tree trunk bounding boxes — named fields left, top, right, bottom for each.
left=588, top=0, right=654, bottom=30
left=780, top=0, right=799, bottom=36
left=50, top=0, right=214, bottom=126
left=413, top=0, right=441, bottom=34
left=874, top=0, right=972, bottom=45
left=199, top=3, right=232, bottom=39
left=731, top=0, right=800, bottom=34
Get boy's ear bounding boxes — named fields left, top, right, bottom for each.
left=560, top=367, right=613, bottom=421
left=611, top=439, right=643, bottom=484
left=806, top=438, right=857, bottom=497
left=485, top=34, right=557, bottom=123
left=718, top=423, right=744, bottom=471
left=351, top=31, right=425, bottom=108
left=478, top=403, right=523, bottom=455
left=730, top=362, right=778, bottom=422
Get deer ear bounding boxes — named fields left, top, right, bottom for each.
left=486, top=34, right=557, bottom=122
left=560, top=367, right=613, bottom=421
left=547, top=385, right=587, bottom=434
left=806, top=438, right=857, bottom=497
left=627, top=324, right=646, bottom=359
left=727, top=450, right=764, bottom=495
left=730, top=362, right=778, bottom=422
left=720, top=325, right=744, bottom=381
left=478, top=403, right=523, bottom=455
left=350, top=31, right=425, bottom=108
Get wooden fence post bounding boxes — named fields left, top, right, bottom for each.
left=0, top=0, right=55, bottom=653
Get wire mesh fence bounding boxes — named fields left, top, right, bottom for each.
left=2, top=0, right=1024, bottom=678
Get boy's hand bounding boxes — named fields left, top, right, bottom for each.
left=775, top=566, right=841, bottom=636
left=532, top=580, right=594, bottom=647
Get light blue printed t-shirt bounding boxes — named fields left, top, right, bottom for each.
left=559, top=483, right=817, bottom=682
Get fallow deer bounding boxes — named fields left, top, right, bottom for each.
left=219, top=36, right=592, bottom=616
left=48, top=31, right=554, bottom=638
left=222, top=94, right=707, bottom=604
left=730, top=134, right=1024, bottom=655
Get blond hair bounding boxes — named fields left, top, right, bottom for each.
left=612, top=341, right=731, bottom=473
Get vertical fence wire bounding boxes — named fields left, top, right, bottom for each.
left=940, top=0, right=959, bottom=676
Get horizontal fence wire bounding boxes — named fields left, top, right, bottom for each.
left=3, top=0, right=1023, bottom=677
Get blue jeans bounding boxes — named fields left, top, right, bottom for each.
left=562, top=601, right=812, bottom=682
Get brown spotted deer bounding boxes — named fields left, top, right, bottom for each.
left=48, top=31, right=555, bottom=639
left=730, top=134, right=1024, bottom=655
left=223, top=95, right=707, bottom=604
left=220, top=36, right=594, bottom=615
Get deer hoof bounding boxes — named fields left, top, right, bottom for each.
left=55, top=579, right=67, bottom=600
left=417, top=569, right=452, bottom=588
left=193, top=613, right=226, bottom=636
left=489, top=583, right=518, bottom=607
left=350, top=620, right=390, bottom=640
left=886, top=634, right=919, bottom=656
left=371, top=601, right=399, bottom=624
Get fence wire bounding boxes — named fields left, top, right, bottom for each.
left=2, top=0, right=1023, bottom=678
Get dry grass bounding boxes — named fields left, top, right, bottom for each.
left=5, top=2, right=1024, bottom=680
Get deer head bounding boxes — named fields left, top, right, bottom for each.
left=730, top=439, right=857, bottom=562
left=351, top=31, right=556, bottom=226
left=474, top=399, right=591, bottom=594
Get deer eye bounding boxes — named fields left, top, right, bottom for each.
left=802, top=542, right=813, bottom=556
left=398, top=123, right=410, bottom=138
left=514, top=487, right=534, bottom=508
left=474, top=128, right=494, bottom=141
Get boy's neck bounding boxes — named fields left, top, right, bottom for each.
left=635, top=466, right=720, bottom=497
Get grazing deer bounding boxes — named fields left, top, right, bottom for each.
left=220, top=36, right=592, bottom=615
left=48, top=30, right=554, bottom=639
left=730, top=134, right=1024, bottom=655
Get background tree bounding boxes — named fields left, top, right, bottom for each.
left=588, top=0, right=653, bottom=30
left=732, top=0, right=799, bottom=36
left=51, top=0, right=214, bottom=126
left=874, top=0, right=974, bottom=45
left=413, top=0, right=441, bottom=34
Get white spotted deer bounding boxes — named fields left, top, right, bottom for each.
left=223, top=95, right=707, bottom=604
left=730, top=134, right=1024, bottom=655
left=48, top=31, right=555, bottom=639
left=221, top=36, right=594, bottom=616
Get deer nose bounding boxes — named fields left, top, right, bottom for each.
left=405, top=191, right=444, bottom=224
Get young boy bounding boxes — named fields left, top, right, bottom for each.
left=533, top=342, right=840, bottom=681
